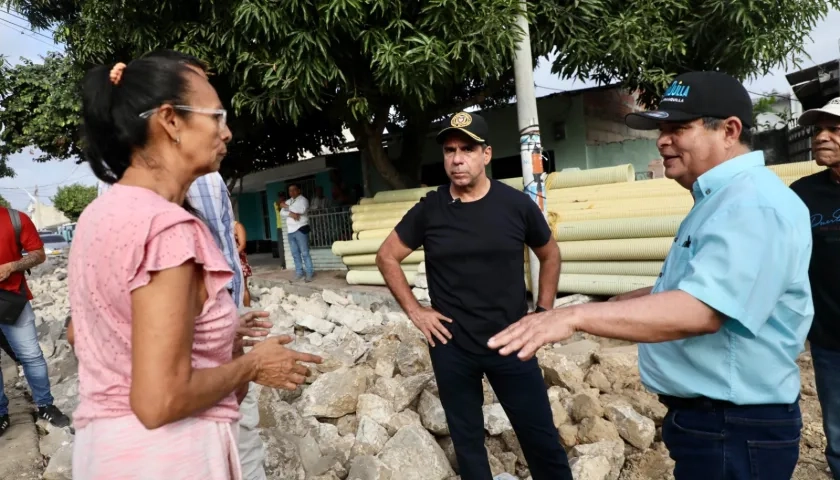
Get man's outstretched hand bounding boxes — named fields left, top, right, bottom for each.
left=487, top=308, right=579, bottom=360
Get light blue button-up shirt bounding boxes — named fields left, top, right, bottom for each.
left=638, top=151, right=814, bottom=405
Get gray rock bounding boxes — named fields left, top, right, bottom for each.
left=42, top=442, right=73, bottom=480
left=322, top=289, right=351, bottom=306
left=376, top=425, right=455, bottom=480
left=483, top=403, right=513, bottom=436
left=417, top=390, right=449, bottom=435
left=298, top=367, right=374, bottom=418
left=604, top=402, right=655, bottom=450
left=347, top=455, right=393, bottom=480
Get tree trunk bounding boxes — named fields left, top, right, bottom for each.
left=395, top=111, right=432, bottom=187
left=348, top=118, right=407, bottom=190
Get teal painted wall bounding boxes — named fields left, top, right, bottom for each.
left=586, top=138, right=660, bottom=175
left=236, top=192, right=266, bottom=240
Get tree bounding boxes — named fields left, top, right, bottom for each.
left=51, top=183, right=97, bottom=221
left=4, top=0, right=838, bottom=188
left=0, top=52, right=80, bottom=178
left=0, top=51, right=345, bottom=182
left=752, top=91, right=795, bottom=131
left=0, top=194, right=9, bottom=208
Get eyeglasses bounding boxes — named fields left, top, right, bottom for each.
left=139, top=105, right=228, bottom=130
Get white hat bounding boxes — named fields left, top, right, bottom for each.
left=798, top=97, right=840, bottom=126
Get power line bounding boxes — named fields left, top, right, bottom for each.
left=0, top=18, right=54, bottom=48
left=1, top=8, right=36, bottom=25
left=0, top=11, right=53, bottom=41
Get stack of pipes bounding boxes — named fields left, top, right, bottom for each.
left=332, top=161, right=823, bottom=296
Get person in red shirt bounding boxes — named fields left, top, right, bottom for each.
left=0, top=207, right=70, bottom=438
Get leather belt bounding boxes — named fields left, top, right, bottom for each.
left=658, top=395, right=738, bottom=410
left=658, top=394, right=799, bottom=411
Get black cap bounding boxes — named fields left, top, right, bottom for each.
left=436, top=111, right=489, bottom=144
left=625, top=71, right=754, bottom=131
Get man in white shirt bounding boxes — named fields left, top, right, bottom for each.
left=279, top=183, right=314, bottom=282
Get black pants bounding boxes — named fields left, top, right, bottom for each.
left=0, top=329, right=18, bottom=363
left=429, top=341, right=572, bottom=480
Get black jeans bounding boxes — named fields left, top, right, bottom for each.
left=429, top=341, right=572, bottom=480
left=660, top=396, right=802, bottom=479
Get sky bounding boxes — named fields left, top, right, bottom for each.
left=1, top=8, right=839, bottom=210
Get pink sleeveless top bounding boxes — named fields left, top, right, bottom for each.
left=69, top=184, right=241, bottom=428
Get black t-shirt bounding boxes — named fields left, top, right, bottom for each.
left=394, top=179, right=552, bottom=354
left=791, top=170, right=840, bottom=351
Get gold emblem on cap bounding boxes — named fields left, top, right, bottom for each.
left=451, top=112, right=472, bottom=128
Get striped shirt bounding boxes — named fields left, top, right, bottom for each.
left=97, top=174, right=244, bottom=307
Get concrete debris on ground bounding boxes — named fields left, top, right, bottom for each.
left=0, top=256, right=833, bottom=479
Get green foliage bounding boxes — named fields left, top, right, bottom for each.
left=752, top=91, right=795, bottom=130
left=1, top=0, right=837, bottom=187
left=0, top=193, right=9, bottom=208
left=532, top=0, right=839, bottom=107
left=0, top=52, right=81, bottom=177
left=51, top=183, right=97, bottom=221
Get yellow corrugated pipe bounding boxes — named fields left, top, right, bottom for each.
left=347, top=270, right=654, bottom=295
left=352, top=217, right=404, bottom=232
left=347, top=269, right=418, bottom=286
left=336, top=236, right=672, bottom=262
left=352, top=204, right=696, bottom=232
left=351, top=201, right=418, bottom=214
left=359, top=198, right=376, bottom=205
left=371, top=186, right=436, bottom=203
left=768, top=161, right=825, bottom=177
left=558, top=237, right=673, bottom=261
left=333, top=238, right=389, bottom=256
left=548, top=195, right=694, bottom=212
left=554, top=215, right=683, bottom=241
left=551, top=274, right=657, bottom=295
left=349, top=265, right=418, bottom=272
left=547, top=185, right=685, bottom=203
left=545, top=164, right=635, bottom=189
left=557, top=261, right=663, bottom=276
left=350, top=195, right=693, bottom=225
left=553, top=205, right=691, bottom=223
left=354, top=228, right=394, bottom=240
left=342, top=251, right=425, bottom=266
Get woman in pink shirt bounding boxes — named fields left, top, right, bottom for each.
left=67, top=53, right=322, bottom=479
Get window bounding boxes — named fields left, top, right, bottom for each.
left=259, top=190, right=270, bottom=238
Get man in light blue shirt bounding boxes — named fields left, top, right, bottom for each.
left=487, top=71, right=813, bottom=480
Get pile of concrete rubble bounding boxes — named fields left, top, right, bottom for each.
left=4, top=257, right=831, bottom=480
left=252, top=286, right=675, bottom=480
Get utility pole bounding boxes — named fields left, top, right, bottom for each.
left=513, top=0, right=547, bottom=305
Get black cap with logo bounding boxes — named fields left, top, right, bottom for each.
left=625, top=71, right=754, bottom=131
left=436, top=111, right=489, bottom=144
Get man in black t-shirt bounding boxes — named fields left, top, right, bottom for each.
left=790, top=97, right=840, bottom=479
left=376, top=112, right=570, bottom=480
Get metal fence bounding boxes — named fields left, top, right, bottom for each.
left=308, top=206, right=353, bottom=248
